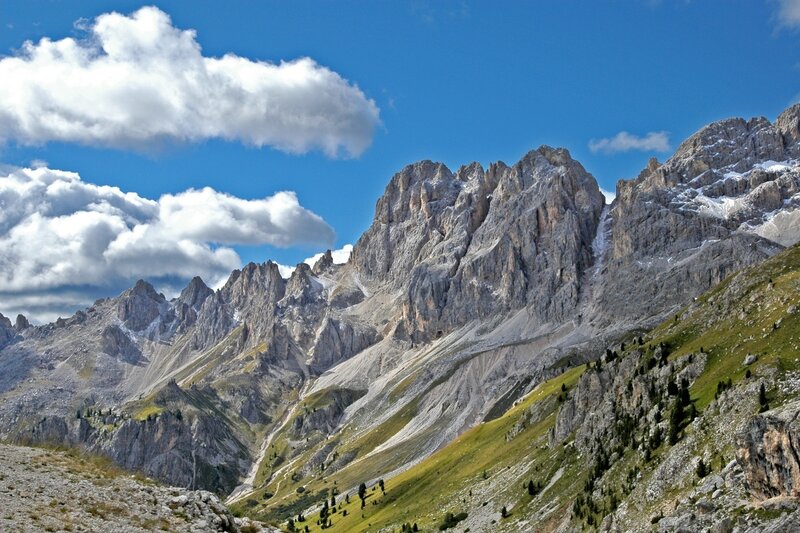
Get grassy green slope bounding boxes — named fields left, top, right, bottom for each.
left=238, top=365, right=586, bottom=531
left=649, top=243, right=800, bottom=409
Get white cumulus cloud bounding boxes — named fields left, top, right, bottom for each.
left=276, top=243, right=354, bottom=279
left=304, top=244, right=354, bottom=267
left=0, top=164, right=335, bottom=322
left=588, top=131, right=671, bottom=155
left=600, top=188, right=616, bottom=204
left=774, top=0, right=800, bottom=29
left=0, top=6, right=380, bottom=157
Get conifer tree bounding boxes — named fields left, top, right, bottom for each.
left=759, top=383, right=770, bottom=412
left=696, top=459, right=707, bottom=478
left=668, top=400, right=683, bottom=445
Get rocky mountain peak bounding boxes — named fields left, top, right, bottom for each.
left=351, top=146, right=605, bottom=340
left=352, top=147, right=602, bottom=289
left=177, top=276, right=213, bottom=310
left=776, top=103, right=800, bottom=147
left=130, top=279, right=164, bottom=300
left=284, top=263, right=322, bottom=305
left=454, top=161, right=484, bottom=182
left=672, top=116, right=780, bottom=179
left=380, top=160, right=459, bottom=224
left=527, top=144, right=573, bottom=167
left=312, top=250, right=334, bottom=275
left=14, top=314, right=29, bottom=331
left=168, top=276, right=215, bottom=335
left=221, top=261, right=285, bottom=309
left=117, top=279, right=167, bottom=331
left=630, top=106, right=800, bottom=197
left=597, top=106, right=800, bottom=330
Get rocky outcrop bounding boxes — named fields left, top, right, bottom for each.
left=101, top=324, right=142, bottom=363
left=221, top=261, right=286, bottom=311
left=308, top=318, right=380, bottom=373
left=736, top=399, right=800, bottom=500
left=291, top=388, right=364, bottom=437
left=312, top=250, right=334, bottom=275
left=552, top=345, right=706, bottom=456
left=282, top=264, right=323, bottom=308
left=219, top=261, right=286, bottom=345
left=188, top=292, right=236, bottom=351
left=328, top=284, right=365, bottom=309
left=596, top=233, right=779, bottom=330
left=178, top=277, right=214, bottom=310
left=104, top=412, right=247, bottom=494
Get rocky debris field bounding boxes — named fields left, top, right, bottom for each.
left=0, top=444, right=273, bottom=532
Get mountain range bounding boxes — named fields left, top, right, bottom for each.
left=3, top=104, right=800, bottom=532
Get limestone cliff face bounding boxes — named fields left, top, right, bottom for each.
left=308, top=318, right=379, bottom=374
left=290, top=389, right=364, bottom=438
left=736, top=399, right=800, bottom=500
left=104, top=412, right=248, bottom=493
left=15, top=407, right=249, bottom=494
left=353, top=146, right=605, bottom=341
left=442, top=148, right=604, bottom=331
left=101, top=324, right=142, bottom=363
left=219, top=261, right=286, bottom=342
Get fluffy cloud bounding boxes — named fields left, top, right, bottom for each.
left=304, top=244, right=354, bottom=267
left=0, top=164, right=335, bottom=322
left=275, top=244, right=354, bottom=279
left=588, top=131, right=671, bottom=155
left=774, top=0, right=800, bottom=29
left=600, top=188, right=616, bottom=204
left=0, top=6, right=379, bottom=157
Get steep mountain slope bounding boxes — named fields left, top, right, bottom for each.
left=1, top=105, right=800, bottom=531
left=250, top=242, right=800, bottom=532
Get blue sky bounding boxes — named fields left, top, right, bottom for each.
left=0, top=0, right=799, bottom=321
